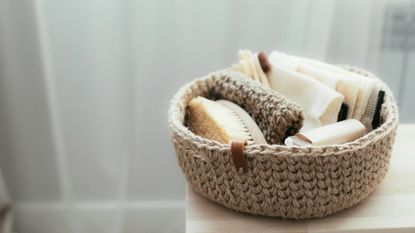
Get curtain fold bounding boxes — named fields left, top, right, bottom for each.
left=0, top=172, right=13, bottom=233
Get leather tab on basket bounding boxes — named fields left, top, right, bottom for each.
left=231, top=140, right=247, bottom=171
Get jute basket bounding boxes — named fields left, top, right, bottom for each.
left=168, top=67, right=399, bottom=219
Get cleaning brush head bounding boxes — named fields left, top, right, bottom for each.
left=187, top=96, right=266, bottom=145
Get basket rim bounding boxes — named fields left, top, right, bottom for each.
left=168, top=66, right=399, bottom=157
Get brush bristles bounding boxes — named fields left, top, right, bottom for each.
left=188, top=97, right=253, bottom=144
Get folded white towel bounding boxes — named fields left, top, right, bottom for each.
left=269, top=51, right=380, bottom=128
left=288, top=54, right=380, bottom=121
left=267, top=63, right=344, bottom=130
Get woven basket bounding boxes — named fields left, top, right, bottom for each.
left=168, top=67, right=399, bottom=219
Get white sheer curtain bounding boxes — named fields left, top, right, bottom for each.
left=0, top=0, right=412, bottom=232
left=0, top=172, right=12, bottom=233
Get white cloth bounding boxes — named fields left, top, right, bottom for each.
left=269, top=51, right=379, bottom=125
left=289, top=54, right=379, bottom=120
left=267, top=63, right=344, bottom=130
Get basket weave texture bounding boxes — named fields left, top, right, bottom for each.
left=168, top=68, right=399, bottom=219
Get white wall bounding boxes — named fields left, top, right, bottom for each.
left=0, top=0, right=414, bottom=232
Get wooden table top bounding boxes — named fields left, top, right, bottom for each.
left=186, top=124, right=415, bottom=233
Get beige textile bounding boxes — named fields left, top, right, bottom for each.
left=269, top=52, right=380, bottom=128
left=267, top=63, right=344, bottom=130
